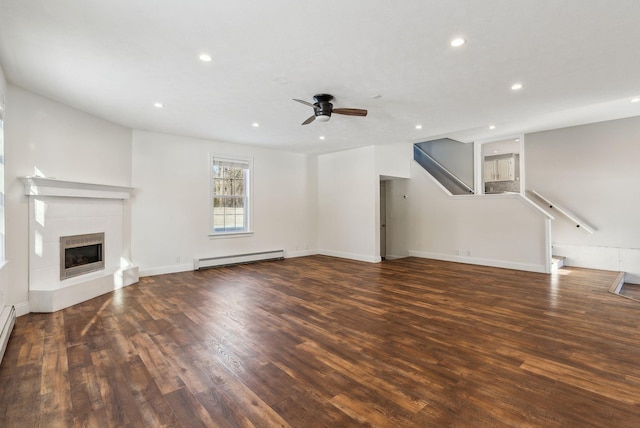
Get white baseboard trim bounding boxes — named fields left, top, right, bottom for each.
left=408, top=250, right=547, bottom=273
left=139, top=263, right=194, bottom=278
left=14, top=301, right=30, bottom=317
left=318, top=250, right=381, bottom=263
left=285, top=249, right=317, bottom=258
left=384, top=254, right=408, bottom=260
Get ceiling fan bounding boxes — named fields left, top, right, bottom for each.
left=293, top=94, right=367, bottom=125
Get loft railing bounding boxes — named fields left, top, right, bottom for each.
left=413, top=144, right=474, bottom=195
left=528, top=190, right=595, bottom=234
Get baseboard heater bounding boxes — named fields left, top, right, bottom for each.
left=194, top=249, right=285, bottom=270
left=0, top=305, right=16, bottom=366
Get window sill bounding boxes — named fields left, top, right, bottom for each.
left=208, top=231, right=254, bottom=239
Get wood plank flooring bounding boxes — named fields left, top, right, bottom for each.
left=620, top=283, right=640, bottom=302
left=1, top=256, right=640, bottom=427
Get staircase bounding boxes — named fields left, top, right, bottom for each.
left=551, top=255, right=565, bottom=272
left=413, top=140, right=474, bottom=195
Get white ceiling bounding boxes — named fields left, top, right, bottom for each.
left=1, top=0, right=640, bottom=154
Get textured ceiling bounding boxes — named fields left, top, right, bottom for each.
left=1, top=0, right=640, bottom=154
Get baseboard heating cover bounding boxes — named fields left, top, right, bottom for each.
left=194, top=249, right=285, bottom=270
left=0, top=305, right=16, bottom=366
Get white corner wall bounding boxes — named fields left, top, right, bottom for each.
left=405, top=161, right=549, bottom=272
left=0, top=65, right=7, bottom=312
left=4, top=86, right=133, bottom=314
left=131, top=130, right=316, bottom=276
left=318, top=146, right=379, bottom=262
left=526, top=115, right=640, bottom=283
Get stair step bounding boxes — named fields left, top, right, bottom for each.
left=551, top=256, right=566, bottom=271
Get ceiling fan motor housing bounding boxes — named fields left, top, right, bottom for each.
left=313, top=94, right=334, bottom=119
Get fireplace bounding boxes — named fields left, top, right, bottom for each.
left=60, top=232, right=105, bottom=280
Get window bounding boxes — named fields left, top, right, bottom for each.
left=210, top=156, right=252, bottom=236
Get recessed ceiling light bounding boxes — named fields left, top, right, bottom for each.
left=489, top=125, right=496, bottom=130
left=450, top=38, right=466, bottom=47
left=252, top=122, right=259, bottom=127
left=319, top=136, right=325, bottom=140
left=511, top=83, right=523, bottom=91
left=371, top=94, right=382, bottom=99
left=199, top=53, right=213, bottom=62
left=631, top=97, right=640, bottom=103
left=154, top=102, right=164, bottom=108
left=415, top=125, right=422, bottom=130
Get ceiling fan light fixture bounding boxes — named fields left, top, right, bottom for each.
left=316, top=114, right=331, bottom=122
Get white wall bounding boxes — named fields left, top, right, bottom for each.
left=526, top=116, right=640, bottom=282
left=0, top=65, right=8, bottom=312
left=318, top=146, right=379, bottom=262
left=4, top=86, right=132, bottom=314
left=131, top=130, right=316, bottom=275
left=405, top=162, right=550, bottom=272
left=376, top=143, right=412, bottom=179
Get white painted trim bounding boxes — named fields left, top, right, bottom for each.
left=21, top=176, right=134, bottom=199
left=384, top=254, right=408, bottom=260
left=318, top=250, right=381, bottom=263
left=408, top=250, right=547, bottom=273
left=208, top=153, right=254, bottom=236
left=139, top=263, right=194, bottom=277
left=285, top=249, right=317, bottom=258
left=544, top=218, right=552, bottom=274
left=14, top=301, right=30, bottom=317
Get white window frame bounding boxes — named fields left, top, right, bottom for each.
left=209, top=154, right=253, bottom=237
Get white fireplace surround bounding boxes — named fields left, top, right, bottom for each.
left=22, top=177, right=139, bottom=312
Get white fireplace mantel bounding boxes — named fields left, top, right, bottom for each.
left=22, top=176, right=139, bottom=313
left=21, top=176, right=134, bottom=199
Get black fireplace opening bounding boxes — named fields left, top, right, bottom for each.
left=65, top=243, right=103, bottom=269
left=60, top=232, right=105, bottom=280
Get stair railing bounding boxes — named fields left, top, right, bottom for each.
left=528, top=190, right=595, bottom=234
left=413, top=144, right=474, bottom=195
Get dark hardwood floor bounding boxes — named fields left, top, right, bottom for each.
left=620, top=283, right=640, bottom=301
left=1, top=256, right=639, bottom=427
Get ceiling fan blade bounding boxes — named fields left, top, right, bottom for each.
left=293, top=98, right=315, bottom=108
left=332, top=108, right=368, bottom=117
left=301, top=115, right=316, bottom=125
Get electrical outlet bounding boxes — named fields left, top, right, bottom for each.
left=456, top=249, right=460, bottom=255
left=467, top=250, right=471, bottom=256
left=176, top=256, right=181, bottom=263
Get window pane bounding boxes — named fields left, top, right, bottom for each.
left=233, top=178, right=244, bottom=196
left=223, top=178, right=232, bottom=195
left=213, top=179, right=224, bottom=195
left=211, top=157, right=250, bottom=234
